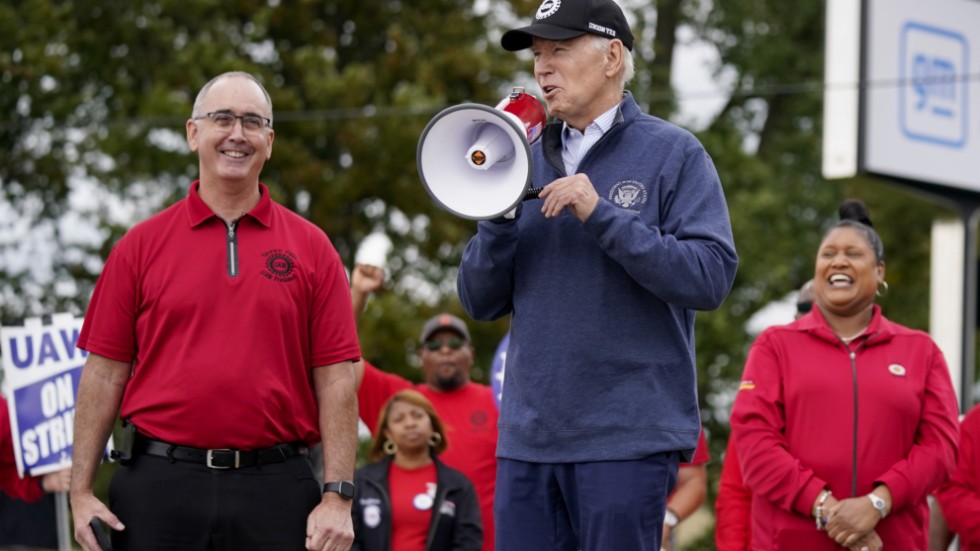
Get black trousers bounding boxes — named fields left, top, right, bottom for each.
left=108, top=452, right=321, bottom=550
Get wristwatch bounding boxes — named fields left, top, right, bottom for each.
left=663, top=508, right=679, bottom=528
left=323, top=481, right=355, bottom=500
left=867, top=493, right=887, bottom=518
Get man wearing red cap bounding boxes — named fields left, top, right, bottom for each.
left=457, top=0, right=738, bottom=549
left=351, top=265, right=498, bottom=551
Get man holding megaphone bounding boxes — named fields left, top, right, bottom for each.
left=456, top=0, right=739, bottom=549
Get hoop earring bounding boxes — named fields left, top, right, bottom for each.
left=428, top=433, right=443, bottom=448
left=876, top=280, right=889, bottom=297
left=383, top=440, right=397, bottom=455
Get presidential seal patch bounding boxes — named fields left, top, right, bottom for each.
left=608, top=180, right=648, bottom=211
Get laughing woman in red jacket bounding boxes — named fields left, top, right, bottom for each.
left=731, top=200, right=959, bottom=551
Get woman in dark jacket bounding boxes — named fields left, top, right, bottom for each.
left=352, top=389, right=482, bottom=551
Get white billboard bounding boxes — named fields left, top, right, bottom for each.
left=823, top=0, right=980, bottom=192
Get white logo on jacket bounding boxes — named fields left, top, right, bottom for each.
left=363, top=503, right=381, bottom=528
left=439, top=500, right=457, bottom=517
left=609, top=180, right=649, bottom=211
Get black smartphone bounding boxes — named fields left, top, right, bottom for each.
left=109, top=419, right=136, bottom=464
left=89, top=518, right=113, bottom=551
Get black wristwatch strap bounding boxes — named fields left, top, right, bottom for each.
left=323, top=480, right=354, bottom=500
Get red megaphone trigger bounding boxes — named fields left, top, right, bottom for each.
left=496, top=87, right=546, bottom=145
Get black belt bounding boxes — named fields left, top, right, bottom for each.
left=133, top=434, right=307, bottom=469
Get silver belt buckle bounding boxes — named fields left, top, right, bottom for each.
left=206, top=449, right=239, bottom=469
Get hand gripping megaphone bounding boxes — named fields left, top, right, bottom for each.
left=417, top=87, right=547, bottom=220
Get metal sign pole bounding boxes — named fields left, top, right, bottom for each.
left=958, top=201, right=979, bottom=413
left=55, top=491, right=72, bottom=551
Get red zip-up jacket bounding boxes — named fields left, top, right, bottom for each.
left=935, top=405, right=980, bottom=551
left=715, top=432, right=751, bottom=551
left=731, top=305, right=959, bottom=550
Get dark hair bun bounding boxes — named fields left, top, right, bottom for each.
left=838, top=199, right=873, bottom=228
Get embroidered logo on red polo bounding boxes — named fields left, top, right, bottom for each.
left=261, top=249, right=298, bottom=283
left=888, top=364, right=907, bottom=377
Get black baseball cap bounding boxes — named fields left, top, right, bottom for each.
left=420, top=313, right=472, bottom=343
left=501, top=0, right=634, bottom=52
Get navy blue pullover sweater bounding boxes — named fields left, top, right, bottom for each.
left=457, top=92, right=738, bottom=463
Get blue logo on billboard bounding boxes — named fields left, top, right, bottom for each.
left=899, top=22, right=968, bottom=148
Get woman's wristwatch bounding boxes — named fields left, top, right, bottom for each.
left=867, top=493, right=887, bottom=518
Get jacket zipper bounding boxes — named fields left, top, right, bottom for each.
left=849, top=348, right=858, bottom=497
left=225, top=219, right=239, bottom=278
left=424, top=487, right=450, bottom=550
left=846, top=333, right=876, bottom=497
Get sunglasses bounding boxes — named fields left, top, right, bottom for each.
left=423, top=337, right=465, bottom=351
left=796, top=301, right=813, bottom=315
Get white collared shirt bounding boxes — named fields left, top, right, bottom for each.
left=561, top=105, right=618, bottom=176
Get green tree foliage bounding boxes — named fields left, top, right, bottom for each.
left=0, top=1, right=964, bottom=543
left=1, top=0, right=524, bottom=374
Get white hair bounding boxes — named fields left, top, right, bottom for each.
left=589, top=35, right=635, bottom=90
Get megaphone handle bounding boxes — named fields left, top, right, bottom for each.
left=524, top=187, right=544, bottom=200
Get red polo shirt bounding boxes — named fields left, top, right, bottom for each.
left=79, top=182, right=360, bottom=449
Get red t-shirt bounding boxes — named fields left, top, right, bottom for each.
left=78, top=182, right=360, bottom=449
left=1, top=395, right=43, bottom=502
left=389, top=461, right=437, bottom=551
left=684, top=429, right=710, bottom=466
left=359, top=362, right=497, bottom=551
left=715, top=432, right=751, bottom=551
left=667, top=429, right=710, bottom=505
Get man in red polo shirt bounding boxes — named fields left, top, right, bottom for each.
left=351, top=265, right=498, bottom=551
left=69, top=71, right=361, bottom=551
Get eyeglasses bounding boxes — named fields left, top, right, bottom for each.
left=423, top=337, right=465, bottom=351
left=796, top=301, right=813, bottom=315
left=193, top=111, right=272, bottom=131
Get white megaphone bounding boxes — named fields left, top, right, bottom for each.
left=417, top=87, right=547, bottom=220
